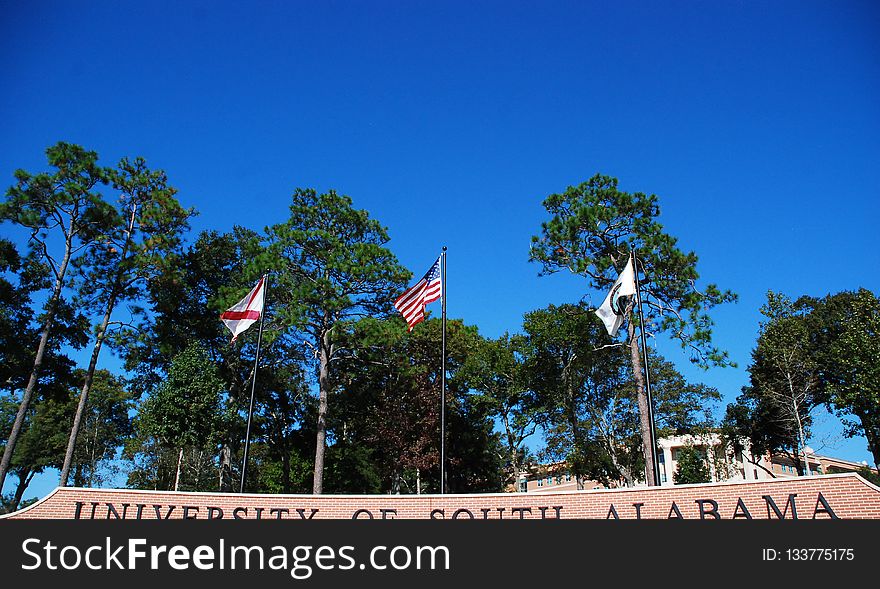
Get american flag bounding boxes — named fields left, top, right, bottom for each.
left=394, top=256, right=442, bottom=331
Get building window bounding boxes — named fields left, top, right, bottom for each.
left=537, top=479, right=543, bottom=487
left=565, top=473, right=571, bottom=482
left=518, top=479, right=527, bottom=493
left=547, top=476, right=552, bottom=485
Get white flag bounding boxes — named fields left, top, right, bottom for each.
left=595, top=256, right=636, bottom=337
left=220, top=277, right=265, bottom=342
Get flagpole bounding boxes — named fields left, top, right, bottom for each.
left=440, top=246, right=447, bottom=494
left=240, top=273, right=269, bottom=494
left=632, top=252, right=660, bottom=486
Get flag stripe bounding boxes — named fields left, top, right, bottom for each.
left=399, top=284, right=431, bottom=313
left=220, top=310, right=261, bottom=321
left=394, top=279, right=427, bottom=306
left=246, top=278, right=265, bottom=306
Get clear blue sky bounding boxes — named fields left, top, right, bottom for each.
left=2, top=1, right=878, bottom=499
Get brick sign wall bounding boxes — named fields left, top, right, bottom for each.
left=4, top=473, right=879, bottom=520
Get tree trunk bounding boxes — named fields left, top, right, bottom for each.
left=502, top=413, right=520, bottom=488
left=561, top=357, right=587, bottom=491
left=11, top=468, right=36, bottom=511
left=0, top=239, right=73, bottom=491
left=174, top=448, right=183, bottom=491
left=628, top=319, right=656, bottom=487
left=312, top=330, right=331, bottom=494
left=570, top=409, right=585, bottom=491
left=86, top=418, right=100, bottom=487
left=218, top=445, right=232, bottom=492
left=282, top=449, right=291, bottom=494
left=510, top=446, right=520, bottom=490
left=606, top=441, right=635, bottom=486
left=856, top=409, right=880, bottom=473
left=787, top=374, right=812, bottom=476
left=59, top=296, right=115, bottom=486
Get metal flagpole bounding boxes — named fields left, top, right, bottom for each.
left=240, top=273, right=269, bottom=494
left=632, top=252, right=661, bottom=487
left=440, top=247, right=447, bottom=494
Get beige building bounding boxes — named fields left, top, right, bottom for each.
left=515, top=434, right=878, bottom=492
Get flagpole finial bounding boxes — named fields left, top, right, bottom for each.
left=442, top=246, right=447, bottom=252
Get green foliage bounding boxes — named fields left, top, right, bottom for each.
left=461, top=333, right=538, bottom=488
left=0, top=390, right=70, bottom=507
left=808, top=289, right=880, bottom=471
left=519, top=302, right=719, bottom=487
left=0, top=143, right=112, bottom=357
left=0, top=238, right=86, bottom=506
left=2, top=368, right=133, bottom=494
left=0, top=239, right=50, bottom=392
left=1, top=142, right=115, bottom=250
left=72, top=155, right=193, bottom=323
left=323, top=443, right=383, bottom=494
left=120, top=227, right=265, bottom=387
left=69, top=370, right=135, bottom=487
left=334, top=317, right=441, bottom=489
left=266, top=188, right=411, bottom=333
left=13, top=147, right=879, bottom=498
left=720, top=388, right=778, bottom=473
left=649, top=352, right=720, bottom=435
left=264, top=188, right=411, bottom=493
left=0, top=142, right=113, bottom=489
left=519, top=303, right=629, bottom=486
left=673, top=445, right=711, bottom=484
left=855, top=467, right=880, bottom=487
left=246, top=442, right=314, bottom=494
left=117, top=227, right=285, bottom=492
left=723, top=288, right=880, bottom=475
left=0, top=369, right=79, bottom=509
left=529, top=174, right=736, bottom=367
left=128, top=344, right=229, bottom=490
left=0, top=495, right=38, bottom=515
left=248, top=343, right=314, bottom=494
left=138, top=344, right=225, bottom=450
left=60, top=151, right=194, bottom=486
left=333, top=316, right=503, bottom=493
left=740, top=291, right=818, bottom=473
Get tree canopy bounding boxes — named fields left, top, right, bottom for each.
left=2, top=144, right=877, bottom=507
left=529, top=174, right=736, bottom=486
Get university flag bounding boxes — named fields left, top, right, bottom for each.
left=220, top=277, right=266, bottom=342
left=595, top=255, right=637, bottom=337
left=395, top=257, right=442, bottom=331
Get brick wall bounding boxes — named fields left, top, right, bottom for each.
left=3, top=473, right=879, bottom=520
